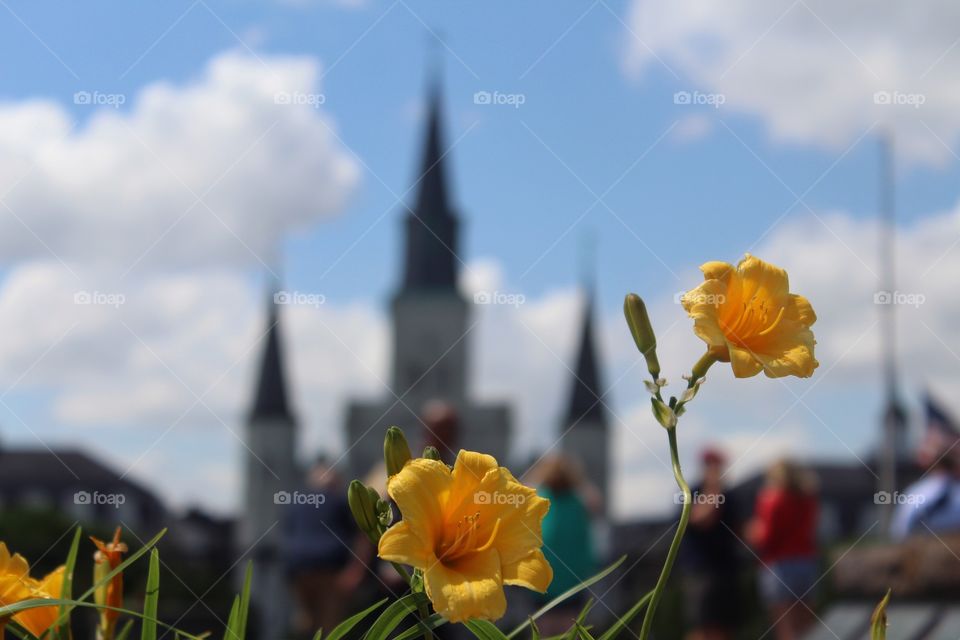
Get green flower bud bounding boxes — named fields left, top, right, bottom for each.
left=651, top=397, right=677, bottom=429
left=348, top=480, right=382, bottom=543
left=422, top=446, right=441, bottom=461
left=384, top=426, right=412, bottom=476
left=624, top=293, right=660, bottom=378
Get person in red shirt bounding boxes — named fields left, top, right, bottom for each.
left=746, top=459, right=819, bottom=640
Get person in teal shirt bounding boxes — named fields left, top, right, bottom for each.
left=530, top=454, right=601, bottom=632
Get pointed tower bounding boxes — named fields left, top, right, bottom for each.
left=390, top=82, right=468, bottom=401
left=344, top=77, right=510, bottom=478
left=241, top=288, right=296, bottom=640
left=560, top=288, right=610, bottom=514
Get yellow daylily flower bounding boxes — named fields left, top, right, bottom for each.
left=681, top=254, right=818, bottom=378
left=378, top=451, right=553, bottom=623
left=0, top=542, right=64, bottom=638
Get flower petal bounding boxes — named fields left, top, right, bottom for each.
left=424, top=548, right=506, bottom=623
left=14, top=567, right=63, bottom=637
left=490, top=473, right=551, bottom=566
left=387, top=459, right=452, bottom=548
left=445, top=450, right=500, bottom=519
left=728, top=344, right=764, bottom=378
left=502, top=549, right=553, bottom=593
left=736, top=254, right=789, bottom=306
left=378, top=521, right=431, bottom=569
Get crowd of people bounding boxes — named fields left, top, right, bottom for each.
left=274, top=400, right=960, bottom=640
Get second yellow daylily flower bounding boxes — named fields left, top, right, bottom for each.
left=378, top=450, right=552, bottom=623
left=0, top=542, right=64, bottom=638
left=681, top=254, right=818, bottom=378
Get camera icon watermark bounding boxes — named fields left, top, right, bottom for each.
left=473, top=90, right=526, bottom=109
left=474, top=490, right=526, bottom=506
left=74, top=490, right=126, bottom=508
left=274, top=490, right=326, bottom=507
left=673, top=91, right=725, bottom=109
left=473, top=290, right=525, bottom=308
left=74, top=91, right=126, bottom=109
left=874, top=491, right=925, bottom=507
left=74, top=290, right=126, bottom=308
left=873, top=91, right=926, bottom=109
left=873, top=290, right=925, bottom=308
left=273, top=290, right=326, bottom=308
left=674, top=491, right=726, bottom=506
left=274, top=91, right=326, bottom=108
left=674, top=291, right=726, bottom=306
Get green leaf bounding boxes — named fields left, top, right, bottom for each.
left=223, top=596, right=240, bottom=640
left=528, top=618, right=540, bottom=640
left=312, top=630, right=323, bottom=640
left=235, top=562, right=253, bottom=640
left=141, top=549, right=160, bottom=640
left=52, top=525, right=82, bottom=640
left=573, top=623, right=595, bottom=640
left=391, top=613, right=447, bottom=640
left=0, top=601, right=204, bottom=640
left=325, top=598, right=387, bottom=640
left=115, top=620, right=135, bottom=640
left=364, top=592, right=429, bottom=640
left=507, top=556, right=626, bottom=640
left=464, top=619, right=509, bottom=640
left=871, top=589, right=891, bottom=640
left=596, top=589, right=654, bottom=640
left=560, top=600, right=594, bottom=640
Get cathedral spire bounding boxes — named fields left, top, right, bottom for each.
left=565, top=288, right=607, bottom=427
left=250, top=286, right=293, bottom=423
left=399, top=78, right=460, bottom=293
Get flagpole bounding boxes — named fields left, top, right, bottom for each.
left=878, top=133, right=906, bottom=537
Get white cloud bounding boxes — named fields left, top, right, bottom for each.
left=624, top=0, right=960, bottom=164
left=0, top=50, right=358, bottom=272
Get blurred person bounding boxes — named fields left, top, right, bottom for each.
left=421, top=400, right=460, bottom=462
left=746, top=459, right=819, bottom=640
left=892, top=395, right=960, bottom=539
left=528, top=453, right=600, bottom=635
left=283, top=458, right=367, bottom=638
left=677, top=448, right=742, bottom=640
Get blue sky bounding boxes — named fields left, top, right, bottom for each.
left=1, top=0, right=960, bottom=517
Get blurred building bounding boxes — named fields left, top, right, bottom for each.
left=0, top=445, right=166, bottom=532
left=342, top=83, right=511, bottom=477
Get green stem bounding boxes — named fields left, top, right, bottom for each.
left=639, top=428, right=691, bottom=640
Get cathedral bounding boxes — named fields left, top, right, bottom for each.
left=239, top=80, right=610, bottom=638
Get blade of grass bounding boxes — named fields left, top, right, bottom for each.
left=364, top=592, right=429, bottom=640
left=325, top=598, right=387, bottom=640
left=53, top=526, right=82, bottom=640
left=506, top=556, right=626, bottom=639
left=391, top=613, right=446, bottom=640
left=235, top=563, right=252, bottom=640
left=596, top=589, right=653, bottom=640
left=464, top=620, right=509, bottom=640
left=115, top=620, right=135, bottom=640
left=140, top=549, right=160, bottom=640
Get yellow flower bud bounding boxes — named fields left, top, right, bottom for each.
left=384, top=426, right=412, bottom=476
left=624, top=293, right=660, bottom=378
left=347, top=480, right=382, bottom=543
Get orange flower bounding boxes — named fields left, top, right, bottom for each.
left=681, top=254, right=818, bottom=378
left=378, top=451, right=552, bottom=623
left=91, top=527, right=127, bottom=637
left=0, top=542, right=64, bottom=638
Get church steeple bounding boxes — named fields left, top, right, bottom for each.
left=250, top=289, right=293, bottom=423
left=399, top=80, right=460, bottom=293
left=565, top=289, right=607, bottom=427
